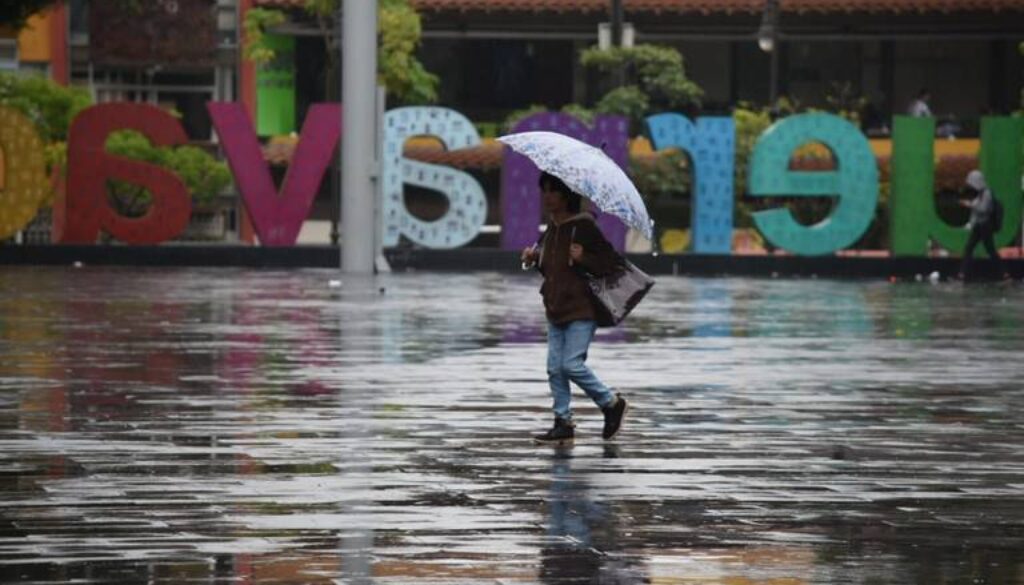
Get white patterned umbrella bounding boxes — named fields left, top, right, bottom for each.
left=498, top=131, right=654, bottom=240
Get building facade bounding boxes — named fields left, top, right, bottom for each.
left=406, top=0, right=1024, bottom=135
left=4, top=0, right=1022, bottom=248
left=7, top=1, right=1023, bottom=146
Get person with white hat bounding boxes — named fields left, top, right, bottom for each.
left=957, top=169, right=1006, bottom=280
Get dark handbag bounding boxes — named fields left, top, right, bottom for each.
left=583, top=258, right=654, bottom=325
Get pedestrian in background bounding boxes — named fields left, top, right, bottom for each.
left=908, top=88, right=932, bottom=117
left=958, top=169, right=1007, bottom=281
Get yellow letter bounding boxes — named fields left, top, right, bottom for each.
left=0, top=106, right=50, bottom=240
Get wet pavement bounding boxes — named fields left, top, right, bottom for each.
left=1, top=266, right=1023, bottom=584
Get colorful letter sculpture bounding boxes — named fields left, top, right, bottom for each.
left=748, top=113, right=878, bottom=255
left=647, top=114, right=736, bottom=253
left=56, top=103, right=191, bottom=244
left=2, top=98, right=1018, bottom=255
left=500, top=112, right=628, bottom=251
left=0, top=107, right=50, bottom=241
left=382, top=107, right=487, bottom=248
left=209, top=102, right=341, bottom=246
left=890, top=116, right=1024, bottom=255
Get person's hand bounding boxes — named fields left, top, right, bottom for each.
left=569, top=243, right=584, bottom=263
left=521, top=246, right=539, bottom=266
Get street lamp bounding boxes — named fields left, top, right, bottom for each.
left=757, top=26, right=775, bottom=53
left=758, top=0, right=778, bottom=53
left=758, top=0, right=780, bottom=104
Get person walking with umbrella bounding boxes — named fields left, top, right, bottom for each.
left=521, top=171, right=628, bottom=445
left=500, top=131, right=654, bottom=445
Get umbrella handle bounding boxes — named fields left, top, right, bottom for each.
left=648, top=218, right=660, bottom=257
left=569, top=226, right=576, bottom=266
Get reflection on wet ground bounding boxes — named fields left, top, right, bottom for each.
left=1, top=267, right=1022, bottom=584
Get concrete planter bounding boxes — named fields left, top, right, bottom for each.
left=179, top=207, right=228, bottom=241
left=20, top=208, right=52, bottom=244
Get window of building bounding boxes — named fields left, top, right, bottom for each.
left=0, top=38, right=18, bottom=70
left=217, top=0, right=237, bottom=48
left=69, top=0, right=88, bottom=44
left=785, top=41, right=862, bottom=110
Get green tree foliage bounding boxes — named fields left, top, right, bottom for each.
left=581, top=44, right=703, bottom=129
left=0, top=71, right=91, bottom=178
left=162, top=146, right=234, bottom=206
left=630, top=149, right=689, bottom=199
left=244, top=0, right=438, bottom=105
left=0, top=72, right=90, bottom=144
left=594, top=86, right=649, bottom=128
left=824, top=81, right=867, bottom=124
left=731, top=104, right=773, bottom=199
left=503, top=46, right=703, bottom=140
left=0, top=0, right=59, bottom=30
left=105, top=131, right=232, bottom=216
left=731, top=105, right=774, bottom=229
left=377, top=0, right=437, bottom=105
left=242, top=8, right=287, bottom=64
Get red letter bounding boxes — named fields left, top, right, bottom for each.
left=56, top=103, right=191, bottom=244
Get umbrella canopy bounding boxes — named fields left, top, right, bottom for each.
left=497, top=131, right=653, bottom=240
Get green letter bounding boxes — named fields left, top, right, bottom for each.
left=890, top=116, right=1023, bottom=255
left=980, top=117, right=1024, bottom=247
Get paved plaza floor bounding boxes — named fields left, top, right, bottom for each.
left=1, top=267, right=1022, bottom=584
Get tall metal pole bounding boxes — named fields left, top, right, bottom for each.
left=610, top=0, right=624, bottom=47
left=769, top=46, right=779, bottom=104
left=758, top=0, right=780, bottom=105
left=610, top=0, right=625, bottom=88
left=340, top=0, right=378, bottom=274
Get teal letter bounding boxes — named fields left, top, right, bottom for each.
left=748, top=113, right=878, bottom=256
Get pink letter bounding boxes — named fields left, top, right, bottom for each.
left=208, top=103, right=341, bottom=246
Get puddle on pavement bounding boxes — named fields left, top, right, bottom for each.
left=1, top=267, right=1022, bottom=583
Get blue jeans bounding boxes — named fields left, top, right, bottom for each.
left=547, top=320, right=615, bottom=421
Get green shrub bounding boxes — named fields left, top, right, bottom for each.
left=0, top=71, right=91, bottom=170
left=105, top=130, right=232, bottom=217
left=594, top=86, right=649, bottom=135
left=580, top=44, right=703, bottom=132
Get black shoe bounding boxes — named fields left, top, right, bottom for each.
left=602, top=395, right=628, bottom=440
left=533, top=417, right=574, bottom=445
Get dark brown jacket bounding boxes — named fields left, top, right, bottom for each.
left=537, top=213, right=623, bottom=326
